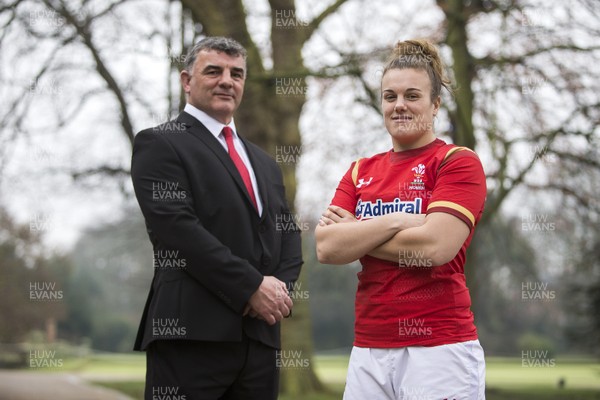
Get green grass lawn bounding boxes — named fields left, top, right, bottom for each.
left=62, top=352, right=146, bottom=381
left=44, top=353, right=600, bottom=399
left=486, top=357, right=600, bottom=390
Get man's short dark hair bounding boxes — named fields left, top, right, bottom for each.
left=183, top=37, right=247, bottom=72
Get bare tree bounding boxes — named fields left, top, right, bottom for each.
left=1, top=0, right=599, bottom=395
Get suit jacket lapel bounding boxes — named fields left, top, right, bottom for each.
left=241, top=136, right=269, bottom=220
left=176, top=112, right=261, bottom=215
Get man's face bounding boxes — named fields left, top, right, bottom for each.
left=181, top=50, right=246, bottom=124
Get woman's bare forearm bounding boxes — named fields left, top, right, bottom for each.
left=315, top=207, right=425, bottom=265
left=368, top=213, right=470, bottom=265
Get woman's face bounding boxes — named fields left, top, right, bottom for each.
left=381, top=68, right=440, bottom=151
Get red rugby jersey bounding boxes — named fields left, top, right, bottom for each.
left=330, top=139, right=486, bottom=348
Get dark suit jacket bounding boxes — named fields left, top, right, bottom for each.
left=131, top=111, right=303, bottom=351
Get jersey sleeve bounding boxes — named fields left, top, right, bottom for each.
left=427, top=151, right=486, bottom=230
left=330, top=161, right=358, bottom=214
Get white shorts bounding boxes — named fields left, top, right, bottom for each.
left=343, top=340, right=485, bottom=400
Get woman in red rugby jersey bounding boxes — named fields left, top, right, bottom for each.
left=315, top=39, right=486, bottom=400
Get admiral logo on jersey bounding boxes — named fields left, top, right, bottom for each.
left=355, top=197, right=422, bottom=220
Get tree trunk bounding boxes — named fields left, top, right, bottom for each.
left=440, top=0, right=476, bottom=151
left=439, top=0, right=478, bottom=296
left=45, top=317, right=57, bottom=343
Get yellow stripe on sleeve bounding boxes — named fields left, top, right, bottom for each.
left=427, top=200, right=475, bottom=227
left=351, top=158, right=363, bottom=186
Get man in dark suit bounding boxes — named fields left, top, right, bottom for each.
left=131, top=36, right=303, bottom=400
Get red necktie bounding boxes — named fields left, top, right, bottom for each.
left=222, top=127, right=258, bottom=210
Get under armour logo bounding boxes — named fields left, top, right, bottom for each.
left=356, top=177, right=373, bottom=188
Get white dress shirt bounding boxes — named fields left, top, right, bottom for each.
left=183, top=103, right=263, bottom=216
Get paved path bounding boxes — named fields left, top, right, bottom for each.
left=0, top=370, right=134, bottom=400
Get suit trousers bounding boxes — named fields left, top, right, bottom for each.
left=145, top=334, right=279, bottom=400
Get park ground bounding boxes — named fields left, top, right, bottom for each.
left=0, top=354, right=599, bottom=399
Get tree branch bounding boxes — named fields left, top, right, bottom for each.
left=71, top=166, right=130, bottom=181
left=525, top=183, right=596, bottom=212
left=41, top=0, right=136, bottom=146
left=302, top=0, right=351, bottom=43
left=475, top=44, right=600, bottom=69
